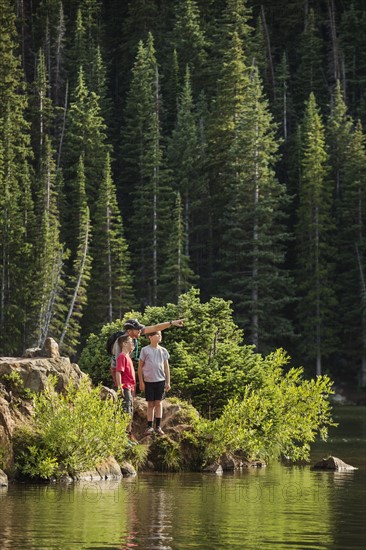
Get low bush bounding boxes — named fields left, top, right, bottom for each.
left=14, top=377, right=130, bottom=479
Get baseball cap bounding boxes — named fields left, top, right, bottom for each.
left=123, top=318, right=145, bottom=331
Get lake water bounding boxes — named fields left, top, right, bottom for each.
left=0, top=406, right=365, bottom=549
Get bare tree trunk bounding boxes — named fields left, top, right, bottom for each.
left=340, top=54, right=346, bottom=98
left=152, top=66, right=160, bottom=306
left=57, top=79, right=68, bottom=170
left=107, top=204, right=113, bottom=322
left=261, top=6, right=276, bottom=98
left=355, top=244, right=366, bottom=386
left=59, top=222, right=90, bottom=349
left=54, top=3, right=65, bottom=105
left=252, top=116, right=259, bottom=349
left=38, top=250, right=64, bottom=348
left=315, top=205, right=322, bottom=376
left=283, top=82, right=287, bottom=141
left=45, top=17, right=52, bottom=90
left=327, top=0, right=340, bottom=83
left=185, top=195, right=189, bottom=257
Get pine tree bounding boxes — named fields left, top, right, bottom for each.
left=63, top=65, right=110, bottom=217
left=338, top=121, right=366, bottom=386
left=84, top=153, right=134, bottom=333
left=29, top=48, right=55, bottom=169
left=293, top=9, right=328, bottom=115
left=160, top=192, right=196, bottom=303
left=121, top=33, right=171, bottom=306
left=58, top=156, right=92, bottom=356
left=273, top=52, right=294, bottom=141
left=34, top=136, right=66, bottom=348
left=167, top=66, right=201, bottom=257
left=216, top=66, right=293, bottom=353
left=171, top=0, right=207, bottom=95
left=296, top=92, right=337, bottom=375
left=0, top=0, right=36, bottom=353
left=339, top=5, right=366, bottom=121
left=327, top=81, right=353, bottom=202
left=206, top=31, right=249, bottom=279
left=162, top=48, right=181, bottom=133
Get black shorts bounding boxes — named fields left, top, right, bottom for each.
left=144, top=380, right=165, bottom=401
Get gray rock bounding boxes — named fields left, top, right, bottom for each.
left=96, top=456, right=123, bottom=479
left=0, top=469, right=8, bottom=486
left=43, top=337, right=60, bottom=359
left=203, top=461, right=223, bottom=474
left=312, top=456, right=358, bottom=471
left=120, top=462, right=137, bottom=477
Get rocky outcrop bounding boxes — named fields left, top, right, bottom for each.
left=312, top=456, right=358, bottom=471
left=0, top=350, right=86, bottom=473
left=72, top=457, right=123, bottom=481
left=0, top=356, right=85, bottom=394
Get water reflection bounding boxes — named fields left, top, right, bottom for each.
left=0, top=407, right=365, bottom=549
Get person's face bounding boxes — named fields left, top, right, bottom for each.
left=149, top=331, right=162, bottom=344
left=125, top=337, right=135, bottom=352
left=128, top=329, right=141, bottom=339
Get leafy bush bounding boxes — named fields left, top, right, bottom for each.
left=149, top=436, right=182, bottom=472
left=14, top=377, right=130, bottom=478
left=1, top=371, right=34, bottom=399
left=79, top=289, right=266, bottom=416
left=122, top=443, right=149, bottom=469
left=78, top=289, right=336, bottom=466
left=196, top=352, right=336, bottom=463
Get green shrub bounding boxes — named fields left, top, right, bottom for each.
left=122, top=443, right=149, bottom=469
left=1, top=371, right=34, bottom=399
left=14, top=377, right=130, bottom=479
left=197, top=354, right=336, bottom=463
left=150, top=436, right=182, bottom=472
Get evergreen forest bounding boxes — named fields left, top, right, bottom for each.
left=1, top=0, right=366, bottom=387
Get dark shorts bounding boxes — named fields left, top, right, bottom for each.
left=122, top=388, right=133, bottom=416
left=144, top=380, right=165, bottom=402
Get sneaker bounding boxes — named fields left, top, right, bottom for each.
left=155, top=426, right=165, bottom=436
left=144, top=426, right=155, bottom=436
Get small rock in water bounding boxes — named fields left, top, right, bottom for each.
left=312, top=456, right=357, bottom=471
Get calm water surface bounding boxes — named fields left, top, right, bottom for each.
left=0, top=406, right=365, bottom=550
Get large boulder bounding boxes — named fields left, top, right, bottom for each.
left=0, top=356, right=86, bottom=393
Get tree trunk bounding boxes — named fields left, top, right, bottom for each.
left=327, top=0, right=340, bottom=83
left=59, top=221, right=90, bottom=349
left=261, top=6, right=275, bottom=99
left=57, top=79, right=68, bottom=170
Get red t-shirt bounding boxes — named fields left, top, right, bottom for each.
left=116, top=352, right=136, bottom=390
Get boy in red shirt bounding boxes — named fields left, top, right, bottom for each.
left=115, top=334, right=136, bottom=441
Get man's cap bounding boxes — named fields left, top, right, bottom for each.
left=123, top=318, right=145, bottom=331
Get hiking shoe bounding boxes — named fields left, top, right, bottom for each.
left=155, top=426, right=165, bottom=436
left=144, top=426, right=155, bottom=436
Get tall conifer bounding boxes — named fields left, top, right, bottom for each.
left=84, top=153, right=134, bottom=332
left=58, top=156, right=92, bottom=355
left=0, top=0, right=35, bottom=353
left=296, top=93, right=337, bottom=375
left=217, top=66, right=292, bottom=352
left=338, top=121, right=366, bottom=385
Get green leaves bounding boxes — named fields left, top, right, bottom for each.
left=198, top=366, right=335, bottom=463
left=15, top=377, right=130, bottom=478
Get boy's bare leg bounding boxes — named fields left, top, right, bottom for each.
left=147, top=401, right=155, bottom=422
